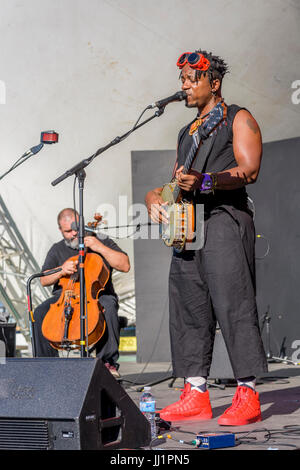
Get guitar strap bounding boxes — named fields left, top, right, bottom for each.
left=182, top=101, right=227, bottom=174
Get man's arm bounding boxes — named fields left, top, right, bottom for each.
left=176, top=110, right=263, bottom=191
left=40, top=258, right=78, bottom=287
left=84, top=237, right=130, bottom=273
left=216, top=109, right=263, bottom=188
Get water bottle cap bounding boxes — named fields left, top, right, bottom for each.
left=144, top=386, right=151, bottom=391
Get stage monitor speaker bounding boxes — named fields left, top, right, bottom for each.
left=0, top=357, right=150, bottom=450
left=208, top=329, right=235, bottom=380
left=0, top=322, right=16, bottom=357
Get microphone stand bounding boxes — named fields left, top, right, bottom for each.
left=77, top=169, right=87, bottom=357
left=260, top=307, right=299, bottom=366
left=51, top=106, right=165, bottom=358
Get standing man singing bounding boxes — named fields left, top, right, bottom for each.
left=145, top=49, right=267, bottom=425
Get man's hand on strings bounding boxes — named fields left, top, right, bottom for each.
left=61, top=259, right=78, bottom=276
left=145, top=188, right=169, bottom=224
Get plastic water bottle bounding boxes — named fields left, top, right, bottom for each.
left=139, top=386, right=157, bottom=439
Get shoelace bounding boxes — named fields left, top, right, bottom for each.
left=224, top=387, right=247, bottom=414
left=180, top=383, right=191, bottom=400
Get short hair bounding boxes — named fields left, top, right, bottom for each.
left=197, top=49, right=229, bottom=84
left=57, top=208, right=78, bottom=227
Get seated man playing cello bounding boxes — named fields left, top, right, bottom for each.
left=33, top=208, right=130, bottom=378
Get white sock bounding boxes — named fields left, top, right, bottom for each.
left=237, top=376, right=256, bottom=391
left=186, top=376, right=207, bottom=393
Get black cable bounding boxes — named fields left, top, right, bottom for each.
left=149, top=433, right=198, bottom=450
left=73, top=175, right=79, bottom=232
left=122, top=295, right=172, bottom=391
left=156, top=426, right=300, bottom=450
left=233, top=426, right=300, bottom=449
left=88, top=105, right=152, bottom=166
left=119, top=105, right=153, bottom=143
left=248, top=197, right=271, bottom=260
left=259, top=376, right=290, bottom=385
left=100, top=223, right=142, bottom=240
left=0, top=152, right=33, bottom=181
left=255, top=234, right=270, bottom=259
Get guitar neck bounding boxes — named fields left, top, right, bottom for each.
left=172, top=184, right=181, bottom=203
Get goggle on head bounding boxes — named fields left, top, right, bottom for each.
left=177, top=52, right=211, bottom=72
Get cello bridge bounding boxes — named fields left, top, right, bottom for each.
left=64, top=290, right=77, bottom=300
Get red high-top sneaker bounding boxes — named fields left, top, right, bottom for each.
left=159, top=382, right=191, bottom=414
left=218, top=385, right=262, bottom=426
left=158, top=385, right=213, bottom=422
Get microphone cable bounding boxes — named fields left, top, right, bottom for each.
left=88, top=104, right=154, bottom=166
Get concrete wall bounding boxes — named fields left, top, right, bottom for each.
left=0, top=0, right=299, bottom=286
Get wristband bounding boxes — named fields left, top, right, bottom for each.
left=200, top=173, right=217, bottom=193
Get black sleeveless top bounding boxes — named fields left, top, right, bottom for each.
left=174, top=104, right=250, bottom=212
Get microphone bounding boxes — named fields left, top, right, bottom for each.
left=27, top=131, right=59, bottom=157
left=149, top=91, right=187, bottom=109
left=71, top=222, right=96, bottom=234
left=27, top=143, right=44, bottom=156
left=41, top=131, right=59, bottom=144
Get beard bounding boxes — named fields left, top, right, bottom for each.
left=64, top=237, right=79, bottom=250
left=185, top=101, right=196, bottom=108
left=184, top=96, right=197, bottom=108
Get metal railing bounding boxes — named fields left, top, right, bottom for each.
left=0, top=194, right=51, bottom=342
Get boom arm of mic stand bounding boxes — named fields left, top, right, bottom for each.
left=26, top=267, right=62, bottom=357
left=51, top=107, right=165, bottom=187
left=50, top=106, right=165, bottom=357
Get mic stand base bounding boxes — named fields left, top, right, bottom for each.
left=26, top=267, right=62, bottom=358
left=260, top=308, right=297, bottom=365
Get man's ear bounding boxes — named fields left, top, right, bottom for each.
left=212, top=78, right=221, bottom=93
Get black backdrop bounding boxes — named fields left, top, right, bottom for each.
left=132, top=136, right=300, bottom=364
left=247, top=136, right=300, bottom=361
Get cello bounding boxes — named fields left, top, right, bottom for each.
left=41, top=214, right=109, bottom=352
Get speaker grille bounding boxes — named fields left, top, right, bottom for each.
left=0, top=419, right=50, bottom=450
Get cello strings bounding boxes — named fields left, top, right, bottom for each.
left=60, top=275, right=76, bottom=349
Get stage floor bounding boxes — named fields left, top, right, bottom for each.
left=118, top=358, right=300, bottom=451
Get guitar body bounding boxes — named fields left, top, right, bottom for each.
left=160, top=182, right=195, bottom=252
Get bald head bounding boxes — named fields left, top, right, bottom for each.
left=57, top=208, right=79, bottom=249
left=57, top=208, right=78, bottom=229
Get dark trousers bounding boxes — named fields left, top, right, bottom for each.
left=168, top=206, right=268, bottom=380
left=33, top=292, right=120, bottom=366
